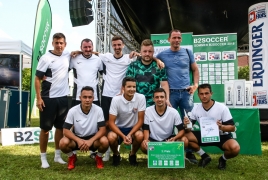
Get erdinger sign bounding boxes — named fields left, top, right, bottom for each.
left=249, top=2, right=268, bottom=108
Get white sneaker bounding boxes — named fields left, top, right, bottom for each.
left=54, top=157, right=67, bottom=164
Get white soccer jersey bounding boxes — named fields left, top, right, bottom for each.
left=36, top=51, right=70, bottom=98
left=70, top=54, right=103, bottom=101
left=144, top=105, right=182, bottom=141
left=99, top=53, right=133, bottom=97
left=190, top=101, right=233, bottom=135
left=109, top=93, right=146, bottom=128
left=64, top=104, right=105, bottom=137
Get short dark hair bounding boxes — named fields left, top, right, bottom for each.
left=112, top=35, right=124, bottom=44
left=53, top=33, right=66, bottom=41
left=168, top=29, right=181, bottom=38
left=81, top=86, right=94, bottom=94
left=81, top=38, right=93, bottom=47
left=198, top=83, right=212, bottom=93
left=141, top=39, right=154, bottom=47
left=153, top=88, right=166, bottom=97
left=122, top=77, right=136, bottom=87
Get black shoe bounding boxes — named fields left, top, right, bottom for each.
left=198, top=156, right=211, bottom=168
left=185, top=153, right=198, bottom=164
left=218, top=156, right=226, bottom=170
left=129, top=154, right=138, bottom=166
left=112, top=154, right=121, bottom=166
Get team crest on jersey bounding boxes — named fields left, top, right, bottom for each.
left=249, top=4, right=267, bottom=24
left=132, top=108, right=138, bottom=113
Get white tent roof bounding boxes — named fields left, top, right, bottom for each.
left=0, top=38, right=32, bottom=68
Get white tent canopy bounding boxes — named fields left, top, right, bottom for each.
left=0, top=38, right=32, bottom=68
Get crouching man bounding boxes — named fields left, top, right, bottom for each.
left=141, top=88, right=188, bottom=154
left=59, top=86, right=109, bottom=170
left=108, top=77, right=146, bottom=166
left=184, top=83, right=240, bottom=170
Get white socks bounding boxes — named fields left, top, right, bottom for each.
left=41, top=150, right=66, bottom=168
left=54, top=149, right=66, bottom=164
left=40, top=153, right=50, bottom=169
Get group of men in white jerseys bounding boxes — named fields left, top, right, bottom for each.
left=35, top=32, right=240, bottom=171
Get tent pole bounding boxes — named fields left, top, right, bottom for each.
left=19, top=53, right=22, bottom=128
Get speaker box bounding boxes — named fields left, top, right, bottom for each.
left=69, top=0, right=94, bottom=27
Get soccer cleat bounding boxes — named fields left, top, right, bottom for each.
left=129, top=154, right=138, bottom=166
left=185, top=153, right=198, bottom=164
left=198, top=156, right=211, bottom=168
left=112, top=154, right=121, bottom=166
left=67, top=154, right=77, bottom=170
left=218, top=156, right=226, bottom=170
left=95, top=155, right=104, bottom=169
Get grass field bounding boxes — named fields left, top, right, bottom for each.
left=1, top=118, right=266, bottom=180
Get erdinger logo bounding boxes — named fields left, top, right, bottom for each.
left=249, top=11, right=256, bottom=23
left=249, top=4, right=267, bottom=24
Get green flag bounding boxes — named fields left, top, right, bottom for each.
left=29, top=0, right=52, bottom=122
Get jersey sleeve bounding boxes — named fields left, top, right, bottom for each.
left=109, top=97, right=118, bottom=116
left=138, top=95, right=146, bottom=111
left=65, top=109, right=74, bottom=125
left=143, top=110, right=150, bottom=130
left=35, top=55, right=50, bottom=78
left=174, top=111, right=183, bottom=126
left=221, top=106, right=233, bottom=123
left=97, top=108, right=105, bottom=127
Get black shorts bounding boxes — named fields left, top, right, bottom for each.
left=192, top=131, right=233, bottom=151
left=117, top=127, right=133, bottom=144
left=149, top=135, right=175, bottom=142
left=40, top=96, right=68, bottom=131
left=71, top=100, right=100, bottom=107
left=101, top=96, right=113, bottom=121
left=73, top=134, right=98, bottom=151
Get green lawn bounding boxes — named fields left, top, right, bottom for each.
left=13, top=118, right=267, bottom=179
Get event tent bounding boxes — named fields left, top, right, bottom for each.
left=0, top=38, right=32, bottom=128
left=0, top=38, right=32, bottom=68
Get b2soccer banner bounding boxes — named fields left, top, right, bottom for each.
left=249, top=2, right=268, bottom=108
left=192, top=33, right=238, bottom=102
left=29, top=0, right=52, bottom=119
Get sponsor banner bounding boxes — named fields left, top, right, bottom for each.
left=29, top=0, right=52, bottom=118
left=1, top=127, right=55, bottom=146
left=249, top=2, right=268, bottom=108
left=193, top=33, right=238, bottom=102
left=151, top=33, right=193, bottom=56
left=148, top=142, right=185, bottom=168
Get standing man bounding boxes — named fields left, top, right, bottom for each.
left=108, top=77, right=146, bottom=166
left=59, top=86, right=108, bottom=170
left=141, top=88, right=188, bottom=154
left=70, top=38, right=103, bottom=106
left=126, top=39, right=170, bottom=107
left=35, top=33, right=69, bottom=168
left=156, top=29, right=200, bottom=163
left=184, top=84, right=240, bottom=170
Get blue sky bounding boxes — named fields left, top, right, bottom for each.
left=0, top=0, right=96, bottom=52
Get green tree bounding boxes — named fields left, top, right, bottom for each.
left=22, top=68, right=31, bottom=91
left=238, top=65, right=249, bottom=80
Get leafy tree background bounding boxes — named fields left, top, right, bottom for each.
left=238, top=65, right=249, bottom=80
left=22, top=68, right=31, bottom=91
